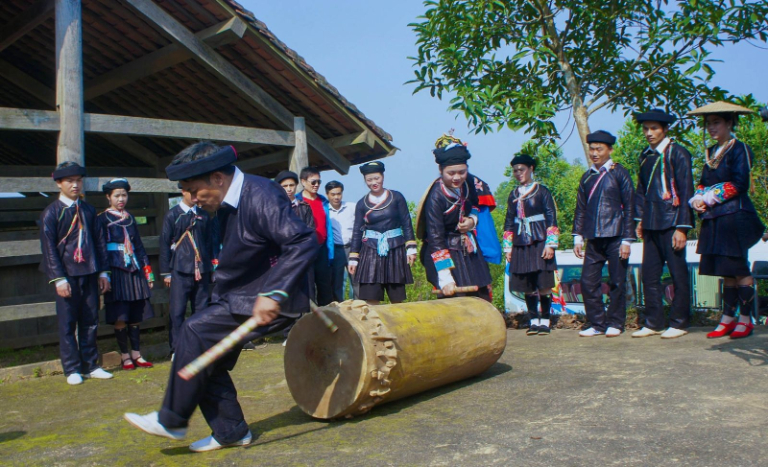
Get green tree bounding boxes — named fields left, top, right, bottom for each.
left=409, top=0, right=768, bottom=161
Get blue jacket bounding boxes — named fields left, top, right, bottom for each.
left=296, top=191, right=334, bottom=264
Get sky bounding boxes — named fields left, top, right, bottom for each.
left=246, top=0, right=766, bottom=203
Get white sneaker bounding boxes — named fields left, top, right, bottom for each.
left=282, top=339, right=287, bottom=347
left=605, top=327, right=622, bottom=337
left=124, top=411, right=187, bottom=440
left=189, top=430, right=253, bottom=452
left=579, top=327, right=604, bottom=337
left=632, top=327, right=662, bottom=338
left=87, top=368, right=114, bottom=379
left=67, top=373, right=83, bottom=385
left=660, top=327, right=688, bottom=339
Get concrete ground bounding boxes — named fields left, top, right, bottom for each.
left=1, top=327, right=767, bottom=466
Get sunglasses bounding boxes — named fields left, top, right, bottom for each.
left=309, top=180, right=322, bottom=186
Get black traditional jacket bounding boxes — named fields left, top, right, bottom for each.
left=350, top=190, right=416, bottom=255
left=422, top=178, right=481, bottom=266
left=503, top=184, right=559, bottom=248
left=695, top=140, right=758, bottom=220
left=159, top=204, right=218, bottom=276
left=39, top=198, right=108, bottom=281
left=212, top=174, right=318, bottom=317
left=97, top=211, right=151, bottom=273
left=573, top=161, right=636, bottom=241
left=634, top=141, right=695, bottom=231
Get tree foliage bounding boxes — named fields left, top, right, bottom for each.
left=408, top=0, right=768, bottom=160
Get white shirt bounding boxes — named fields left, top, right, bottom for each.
left=329, top=201, right=356, bottom=246
left=589, top=158, right=614, bottom=173
left=59, top=193, right=77, bottom=207
left=222, top=167, right=245, bottom=209
left=651, top=137, right=671, bottom=155
left=179, top=200, right=195, bottom=213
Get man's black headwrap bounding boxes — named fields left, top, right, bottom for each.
left=359, top=161, right=385, bottom=175
left=165, top=145, right=238, bottom=181
left=52, top=164, right=86, bottom=181
left=510, top=154, right=536, bottom=169
left=634, top=108, right=677, bottom=125
left=274, top=170, right=299, bottom=184
left=102, top=178, right=131, bottom=194
left=586, top=130, right=617, bottom=146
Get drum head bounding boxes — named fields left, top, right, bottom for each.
left=284, top=310, right=369, bottom=419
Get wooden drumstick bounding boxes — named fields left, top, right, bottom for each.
left=431, top=285, right=479, bottom=295
left=178, top=301, right=339, bottom=381
left=178, top=315, right=259, bottom=381
left=310, top=301, right=339, bottom=333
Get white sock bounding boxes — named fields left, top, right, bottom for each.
left=714, top=315, right=735, bottom=331
left=530, top=319, right=539, bottom=327
left=734, top=315, right=751, bottom=330
left=540, top=319, right=550, bottom=327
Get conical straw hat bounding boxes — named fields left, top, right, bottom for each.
left=687, top=101, right=755, bottom=116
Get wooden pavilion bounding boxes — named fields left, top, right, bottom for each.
left=0, top=0, right=395, bottom=348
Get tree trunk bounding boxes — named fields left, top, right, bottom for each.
left=534, top=0, right=591, bottom=163
left=573, top=104, right=591, bottom=161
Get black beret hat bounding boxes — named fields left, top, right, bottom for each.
left=166, top=145, right=237, bottom=181
left=359, top=161, right=385, bottom=175
left=510, top=154, right=537, bottom=169
left=102, top=178, right=131, bottom=194
left=586, top=130, right=617, bottom=146
left=52, top=163, right=86, bottom=181
left=634, top=108, right=677, bottom=125
left=274, top=170, right=299, bottom=184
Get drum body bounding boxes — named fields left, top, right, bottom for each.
left=284, top=297, right=507, bottom=419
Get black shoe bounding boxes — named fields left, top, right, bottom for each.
left=242, top=341, right=256, bottom=351
left=526, top=326, right=540, bottom=336
left=538, top=326, right=550, bottom=335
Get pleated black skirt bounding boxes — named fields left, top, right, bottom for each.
left=509, top=241, right=557, bottom=274
left=353, top=244, right=413, bottom=285
left=105, top=268, right=151, bottom=302
left=105, top=299, right=153, bottom=325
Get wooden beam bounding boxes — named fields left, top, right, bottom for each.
left=0, top=62, right=161, bottom=167
left=100, top=134, right=159, bottom=168
left=85, top=113, right=295, bottom=146
left=324, top=131, right=374, bottom=149
left=0, top=59, right=55, bottom=106
left=0, top=108, right=295, bottom=146
left=123, top=0, right=351, bottom=174
left=289, top=117, right=308, bottom=174
left=84, top=17, right=247, bottom=100
left=0, top=0, right=55, bottom=53
left=0, top=107, right=60, bottom=131
left=0, top=236, right=161, bottom=268
left=0, top=177, right=178, bottom=193
left=55, top=0, right=85, bottom=165
left=237, top=149, right=290, bottom=172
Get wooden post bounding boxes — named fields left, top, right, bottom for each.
left=289, top=117, right=308, bottom=174
left=55, top=0, right=84, bottom=165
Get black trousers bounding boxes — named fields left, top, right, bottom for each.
left=312, top=243, right=334, bottom=306
left=642, top=228, right=691, bottom=330
left=581, top=237, right=629, bottom=332
left=331, top=245, right=349, bottom=302
left=55, top=274, right=100, bottom=376
left=159, top=304, right=292, bottom=445
left=168, top=270, right=211, bottom=353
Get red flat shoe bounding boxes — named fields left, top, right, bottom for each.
left=133, top=357, right=153, bottom=368
left=729, top=322, right=754, bottom=339
left=122, top=358, right=135, bottom=371
left=706, top=321, right=737, bottom=339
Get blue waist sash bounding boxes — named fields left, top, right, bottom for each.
left=364, top=227, right=403, bottom=257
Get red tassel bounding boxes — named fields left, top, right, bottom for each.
left=662, top=191, right=671, bottom=201
left=194, top=264, right=202, bottom=282
left=73, top=248, right=84, bottom=263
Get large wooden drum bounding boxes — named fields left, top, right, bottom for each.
left=284, top=297, right=507, bottom=419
